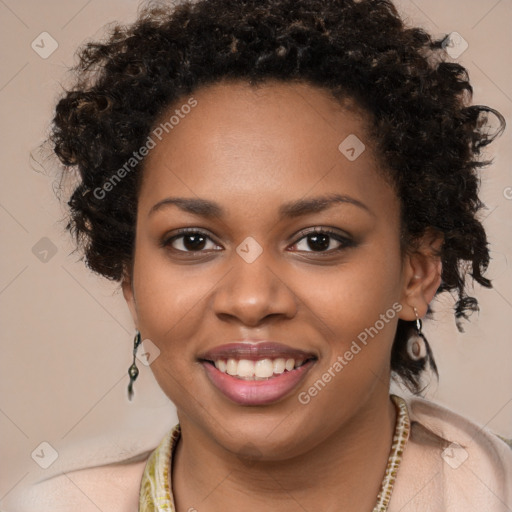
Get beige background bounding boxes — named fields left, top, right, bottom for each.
left=1, top=0, right=511, bottom=506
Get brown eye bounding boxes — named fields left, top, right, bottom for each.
left=292, top=228, right=354, bottom=253
left=162, top=230, right=222, bottom=253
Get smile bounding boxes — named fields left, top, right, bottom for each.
left=198, top=342, right=317, bottom=405
left=211, top=357, right=308, bottom=380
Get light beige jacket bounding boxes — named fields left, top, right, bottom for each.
left=5, top=396, right=511, bottom=512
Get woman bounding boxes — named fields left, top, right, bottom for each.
left=24, top=0, right=512, bottom=510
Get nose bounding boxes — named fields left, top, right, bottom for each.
left=211, top=250, right=298, bottom=327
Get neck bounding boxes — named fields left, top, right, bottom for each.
left=172, top=390, right=397, bottom=512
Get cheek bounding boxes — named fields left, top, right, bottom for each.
left=297, top=241, right=404, bottom=393
left=304, top=245, right=403, bottom=331
left=131, top=251, right=208, bottom=405
left=130, top=242, right=214, bottom=366
left=133, top=234, right=207, bottom=316
left=292, top=257, right=403, bottom=424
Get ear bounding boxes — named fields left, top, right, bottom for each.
left=121, top=270, right=139, bottom=328
left=398, top=228, right=443, bottom=321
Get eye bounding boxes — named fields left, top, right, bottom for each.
left=162, top=229, right=222, bottom=253
left=291, top=227, right=354, bottom=253
left=161, top=227, right=354, bottom=254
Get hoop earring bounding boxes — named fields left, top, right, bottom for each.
left=407, top=307, right=427, bottom=360
left=127, top=330, right=142, bottom=401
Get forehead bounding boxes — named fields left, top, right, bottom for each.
left=138, top=80, right=393, bottom=214
left=149, top=80, right=369, bottom=150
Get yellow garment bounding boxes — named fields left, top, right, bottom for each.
left=139, top=424, right=179, bottom=511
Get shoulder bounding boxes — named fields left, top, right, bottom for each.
left=5, top=454, right=152, bottom=512
left=407, top=395, right=512, bottom=468
left=390, top=395, right=512, bottom=512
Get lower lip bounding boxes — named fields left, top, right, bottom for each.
left=202, top=360, right=315, bottom=406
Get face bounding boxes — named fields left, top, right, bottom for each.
left=123, top=80, right=428, bottom=459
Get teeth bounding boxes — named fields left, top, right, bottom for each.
left=255, top=359, right=274, bottom=378
left=214, top=359, right=227, bottom=373
left=237, top=359, right=255, bottom=377
left=273, top=358, right=286, bottom=374
left=226, top=358, right=238, bottom=376
left=211, top=357, right=306, bottom=379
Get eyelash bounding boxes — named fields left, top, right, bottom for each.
left=292, top=227, right=355, bottom=253
left=161, top=227, right=355, bottom=255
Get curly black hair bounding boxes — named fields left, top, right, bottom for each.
left=49, top=0, right=505, bottom=393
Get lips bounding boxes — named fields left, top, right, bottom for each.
left=199, top=342, right=315, bottom=361
left=198, top=342, right=317, bottom=406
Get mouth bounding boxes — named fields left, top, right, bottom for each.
left=198, top=342, right=317, bottom=405
left=202, top=356, right=311, bottom=380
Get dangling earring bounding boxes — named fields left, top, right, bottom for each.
left=407, top=307, right=427, bottom=360
left=127, top=330, right=142, bottom=401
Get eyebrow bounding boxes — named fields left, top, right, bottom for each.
left=148, top=193, right=373, bottom=219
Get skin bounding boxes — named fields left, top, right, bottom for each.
left=122, top=80, right=442, bottom=512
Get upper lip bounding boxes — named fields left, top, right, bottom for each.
left=198, top=341, right=317, bottom=362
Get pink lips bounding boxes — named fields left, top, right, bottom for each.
left=199, top=342, right=317, bottom=406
